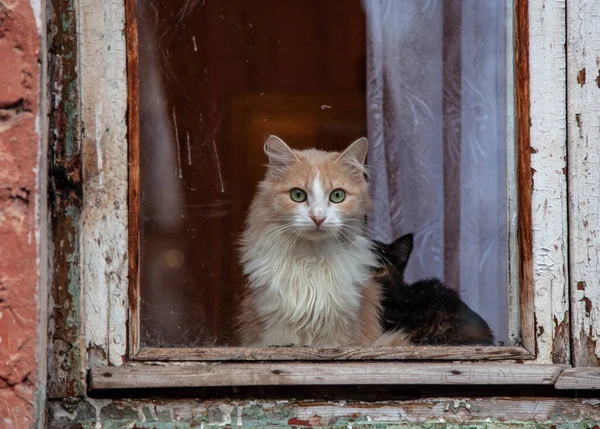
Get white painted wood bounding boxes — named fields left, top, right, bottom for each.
left=555, top=368, right=600, bottom=390
left=89, top=362, right=567, bottom=389
left=79, top=0, right=128, bottom=366
left=566, top=0, right=600, bottom=367
left=528, top=0, right=569, bottom=364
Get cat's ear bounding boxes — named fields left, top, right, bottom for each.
left=390, top=233, right=413, bottom=271
left=336, top=137, right=368, bottom=175
left=263, top=135, right=299, bottom=168
left=372, top=240, right=388, bottom=267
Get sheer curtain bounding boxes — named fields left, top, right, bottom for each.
left=364, top=0, right=508, bottom=342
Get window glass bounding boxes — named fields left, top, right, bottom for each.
left=135, top=0, right=511, bottom=348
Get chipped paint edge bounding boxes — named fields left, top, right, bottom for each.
left=47, top=0, right=86, bottom=398
left=528, top=0, right=570, bottom=364
left=566, top=0, right=600, bottom=366
left=78, top=0, right=128, bottom=366
left=46, top=397, right=600, bottom=428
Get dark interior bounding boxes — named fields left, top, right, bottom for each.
left=137, top=0, right=367, bottom=347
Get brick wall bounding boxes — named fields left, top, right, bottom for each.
left=0, top=0, right=43, bottom=427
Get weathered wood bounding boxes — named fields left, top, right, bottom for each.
left=526, top=0, right=569, bottom=364
left=47, top=0, right=86, bottom=399
left=514, top=0, right=535, bottom=356
left=89, top=362, right=566, bottom=389
left=555, top=368, right=600, bottom=390
left=566, top=0, right=600, bottom=368
left=135, top=346, right=534, bottom=362
left=125, top=0, right=141, bottom=360
left=80, top=0, right=129, bottom=366
left=47, top=397, right=600, bottom=428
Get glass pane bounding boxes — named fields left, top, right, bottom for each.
left=135, top=0, right=513, bottom=348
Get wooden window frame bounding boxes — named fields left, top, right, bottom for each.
left=126, top=0, right=533, bottom=363
left=75, top=0, right=583, bottom=390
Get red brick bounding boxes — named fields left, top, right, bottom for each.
left=0, top=0, right=42, bottom=427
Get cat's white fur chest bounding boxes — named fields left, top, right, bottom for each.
left=242, top=230, right=377, bottom=346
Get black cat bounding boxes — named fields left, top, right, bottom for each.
left=374, top=234, right=494, bottom=346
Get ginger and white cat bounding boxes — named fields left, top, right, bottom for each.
left=236, top=136, right=408, bottom=347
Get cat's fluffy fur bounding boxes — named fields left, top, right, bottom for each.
left=374, top=234, right=494, bottom=345
left=236, top=136, right=408, bottom=347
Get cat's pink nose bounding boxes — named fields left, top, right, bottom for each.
left=310, top=215, right=325, bottom=227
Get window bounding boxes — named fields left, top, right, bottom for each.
left=65, top=0, right=581, bottom=389
left=127, top=0, right=527, bottom=359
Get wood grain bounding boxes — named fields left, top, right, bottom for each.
left=125, top=0, right=141, bottom=358
left=554, top=368, right=600, bottom=390
left=90, top=362, right=566, bottom=389
left=136, top=345, right=534, bottom=361
left=514, top=0, right=535, bottom=356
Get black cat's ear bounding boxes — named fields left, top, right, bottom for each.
left=390, top=233, right=413, bottom=270
left=372, top=240, right=390, bottom=266
left=264, top=135, right=299, bottom=170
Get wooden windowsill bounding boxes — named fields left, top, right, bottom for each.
left=554, top=368, right=600, bottom=390
left=89, top=362, right=568, bottom=390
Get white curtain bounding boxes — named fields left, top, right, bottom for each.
left=364, top=0, right=508, bottom=342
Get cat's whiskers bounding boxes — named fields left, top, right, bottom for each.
left=256, top=223, right=297, bottom=244
left=288, top=229, right=302, bottom=250
left=335, top=227, right=354, bottom=245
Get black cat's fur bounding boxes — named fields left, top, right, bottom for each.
left=374, top=234, right=494, bottom=345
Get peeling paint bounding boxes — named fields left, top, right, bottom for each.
left=79, top=0, right=129, bottom=367
left=577, top=68, right=586, bottom=86
left=552, top=313, right=569, bottom=364
left=47, top=0, right=86, bottom=399
left=46, top=398, right=600, bottom=428
left=529, top=0, right=570, bottom=364
left=566, top=0, right=600, bottom=367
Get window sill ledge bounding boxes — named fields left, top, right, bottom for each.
left=89, top=362, right=572, bottom=390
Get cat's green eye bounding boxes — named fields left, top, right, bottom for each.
left=290, top=188, right=307, bottom=203
left=329, top=188, right=346, bottom=203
